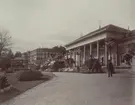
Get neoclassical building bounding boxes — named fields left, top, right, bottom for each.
left=65, top=24, right=135, bottom=67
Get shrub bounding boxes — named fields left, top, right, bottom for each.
left=6, top=68, right=14, bottom=73
left=19, top=71, right=44, bottom=81
left=80, top=65, right=89, bottom=73
left=84, top=59, right=96, bottom=69
left=52, top=61, right=65, bottom=72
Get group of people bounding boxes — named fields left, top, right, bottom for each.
left=86, top=55, right=114, bottom=77
left=122, top=53, right=133, bottom=66
left=65, top=55, right=115, bottom=77
left=84, top=56, right=102, bottom=73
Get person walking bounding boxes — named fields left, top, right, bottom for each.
left=107, top=60, right=114, bottom=77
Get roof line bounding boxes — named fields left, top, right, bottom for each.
left=65, top=24, right=130, bottom=47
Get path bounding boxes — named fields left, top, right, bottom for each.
left=1, top=70, right=135, bottom=105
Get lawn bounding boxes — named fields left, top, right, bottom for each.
left=0, top=71, right=54, bottom=103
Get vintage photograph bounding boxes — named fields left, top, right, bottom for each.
left=0, top=0, right=135, bottom=105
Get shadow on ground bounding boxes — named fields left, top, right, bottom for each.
left=0, top=72, right=54, bottom=104
left=0, top=87, right=20, bottom=103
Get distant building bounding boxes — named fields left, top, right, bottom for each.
left=29, top=48, right=59, bottom=65
left=65, top=24, right=135, bottom=67
left=11, top=57, right=28, bottom=70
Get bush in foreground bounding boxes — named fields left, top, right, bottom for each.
left=19, top=71, right=44, bottom=81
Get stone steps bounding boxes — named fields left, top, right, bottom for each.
left=102, top=66, right=131, bottom=69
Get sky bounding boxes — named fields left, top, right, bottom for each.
left=0, top=0, right=134, bottom=53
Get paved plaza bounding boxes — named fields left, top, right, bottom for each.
left=1, top=70, right=135, bottom=105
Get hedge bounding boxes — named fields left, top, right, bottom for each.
left=19, top=71, right=44, bottom=81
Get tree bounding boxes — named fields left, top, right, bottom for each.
left=52, top=46, right=59, bottom=52
left=59, top=46, right=66, bottom=55
left=0, top=49, right=14, bottom=70
left=0, top=57, right=11, bottom=69
left=14, top=51, right=22, bottom=57
left=7, top=49, right=14, bottom=59
left=52, top=46, right=66, bottom=55
left=0, top=29, right=12, bottom=56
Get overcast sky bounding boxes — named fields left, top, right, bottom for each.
left=0, top=0, right=134, bottom=53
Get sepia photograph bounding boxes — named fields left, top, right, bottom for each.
left=0, top=0, right=135, bottom=105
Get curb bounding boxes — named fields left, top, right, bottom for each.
left=126, top=70, right=135, bottom=75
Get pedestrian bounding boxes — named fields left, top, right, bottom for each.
left=107, top=59, right=114, bottom=77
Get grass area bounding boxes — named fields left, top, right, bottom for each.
left=0, top=71, right=54, bottom=104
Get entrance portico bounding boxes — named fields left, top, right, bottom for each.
left=65, top=24, right=133, bottom=67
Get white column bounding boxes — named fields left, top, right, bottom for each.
left=97, top=41, right=99, bottom=59
left=74, top=49, right=76, bottom=60
left=83, top=45, right=86, bottom=64
left=90, top=43, right=92, bottom=55
left=79, top=47, right=81, bottom=66
left=116, top=44, right=119, bottom=66
left=74, top=49, right=76, bottom=66
left=69, top=50, right=72, bottom=58
left=105, top=44, right=108, bottom=66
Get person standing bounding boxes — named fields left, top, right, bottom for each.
left=107, top=60, right=114, bottom=77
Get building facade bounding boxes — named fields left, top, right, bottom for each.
left=29, top=48, right=59, bottom=65
left=65, top=24, right=135, bottom=67
left=11, top=57, right=28, bottom=70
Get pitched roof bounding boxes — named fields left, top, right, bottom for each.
left=65, top=24, right=130, bottom=47
left=36, top=48, right=52, bottom=52
left=35, top=48, right=60, bottom=52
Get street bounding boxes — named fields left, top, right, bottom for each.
left=1, top=70, right=135, bottom=105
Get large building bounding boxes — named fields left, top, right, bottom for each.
left=11, top=57, right=28, bottom=70
left=22, top=51, right=30, bottom=61
left=29, top=48, right=59, bottom=65
left=65, top=24, right=135, bottom=67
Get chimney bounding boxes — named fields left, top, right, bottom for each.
left=128, top=26, right=130, bottom=30
left=80, top=33, right=83, bottom=37
left=127, top=26, right=130, bottom=36
left=98, top=20, right=102, bottom=29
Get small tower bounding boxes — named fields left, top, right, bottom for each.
left=126, top=26, right=130, bottom=37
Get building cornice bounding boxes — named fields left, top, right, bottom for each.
left=65, top=24, right=130, bottom=47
